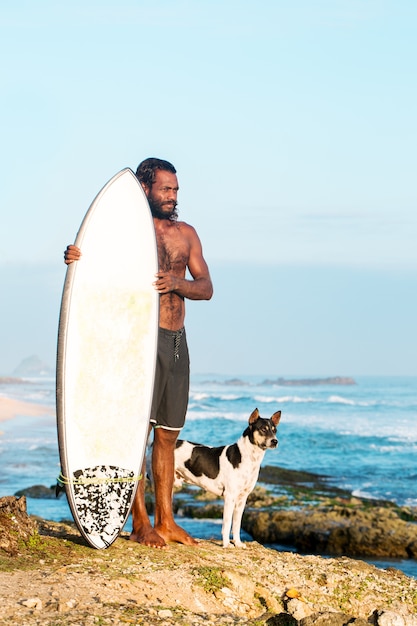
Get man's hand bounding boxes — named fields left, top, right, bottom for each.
left=153, top=271, right=179, bottom=294
left=64, top=245, right=82, bottom=265
left=153, top=270, right=212, bottom=300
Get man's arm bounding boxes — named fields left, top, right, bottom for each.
left=65, top=230, right=213, bottom=301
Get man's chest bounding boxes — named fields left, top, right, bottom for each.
left=155, top=226, right=190, bottom=271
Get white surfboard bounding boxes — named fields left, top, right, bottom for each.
left=56, top=168, right=158, bottom=549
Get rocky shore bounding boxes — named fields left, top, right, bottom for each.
left=174, top=466, right=417, bottom=562
left=1, top=496, right=417, bottom=625
left=2, top=462, right=417, bottom=626
left=15, top=466, right=417, bottom=562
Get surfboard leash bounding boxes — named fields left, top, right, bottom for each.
left=57, top=472, right=143, bottom=486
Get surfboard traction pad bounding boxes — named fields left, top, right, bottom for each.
left=64, top=465, right=137, bottom=548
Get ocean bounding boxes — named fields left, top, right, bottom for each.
left=1, top=374, right=416, bottom=578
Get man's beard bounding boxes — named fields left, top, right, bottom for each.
left=148, top=198, right=178, bottom=221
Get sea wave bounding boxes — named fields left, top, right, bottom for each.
left=2, top=374, right=416, bottom=517
left=326, top=395, right=404, bottom=408
left=189, top=391, right=250, bottom=402
left=185, top=409, right=250, bottom=422
left=369, top=441, right=417, bottom=452
left=254, top=394, right=316, bottom=404
left=351, top=488, right=387, bottom=501
left=327, top=395, right=356, bottom=405
left=352, top=487, right=417, bottom=508
left=189, top=389, right=411, bottom=409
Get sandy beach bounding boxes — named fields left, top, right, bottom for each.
left=0, top=397, right=54, bottom=423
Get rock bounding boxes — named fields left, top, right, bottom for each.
left=243, top=505, right=417, bottom=559
left=0, top=496, right=38, bottom=555
left=260, top=377, right=356, bottom=387
left=201, top=376, right=356, bottom=387
left=286, top=597, right=311, bottom=620
left=0, top=513, right=416, bottom=625
left=376, top=612, right=406, bottom=626
left=20, top=598, right=43, bottom=610
left=374, top=610, right=417, bottom=626
left=267, top=614, right=298, bottom=625
left=300, top=613, right=368, bottom=625
left=12, top=355, right=53, bottom=377
left=0, top=377, right=25, bottom=385
left=15, top=484, right=58, bottom=499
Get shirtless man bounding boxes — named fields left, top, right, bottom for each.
left=64, top=158, right=213, bottom=548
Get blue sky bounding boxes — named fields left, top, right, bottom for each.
left=1, top=0, right=416, bottom=376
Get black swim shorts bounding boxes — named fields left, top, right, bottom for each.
left=150, top=327, right=190, bottom=431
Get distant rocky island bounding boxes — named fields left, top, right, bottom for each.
left=0, top=356, right=54, bottom=383
left=203, top=376, right=356, bottom=387
left=261, top=376, right=356, bottom=386
left=0, top=377, right=27, bottom=385
left=11, top=355, right=54, bottom=378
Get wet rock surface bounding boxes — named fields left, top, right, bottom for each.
left=16, top=465, right=417, bottom=561
left=243, top=505, right=417, bottom=559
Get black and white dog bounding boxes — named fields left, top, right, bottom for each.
left=174, top=408, right=281, bottom=548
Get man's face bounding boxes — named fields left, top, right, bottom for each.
left=143, top=170, right=179, bottom=220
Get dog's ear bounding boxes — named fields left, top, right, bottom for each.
left=271, top=410, right=281, bottom=425
left=248, top=408, right=259, bottom=424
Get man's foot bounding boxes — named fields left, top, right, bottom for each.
left=129, top=526, right=167, bottom=549
left=155, top=521, right=199, bottom=546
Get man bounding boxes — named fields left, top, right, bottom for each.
left=64, top=158, right=213, bottom=548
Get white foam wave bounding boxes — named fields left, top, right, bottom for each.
left=254, top=395, right=316, bottom=404
left=217, top=393, right=246, bottom=401
left=189, top=386, right=415, bottom=413
left=369, top=441, right=417, bottom=453
left=352, top=487, right=417, bottom=508
left=186, top=409, right=248, bottom=422
left=191, top=390, right=396, bottom=408
left=328, top=395, right=356, bottom=405
left=190, top=392, right=210, bottom=401
left=403, top=496, right=417, bottom=507
left=327, top=395, right=389, bottom=408
left=351, top=488, right=381, bottom=501
left=189, top=391, right=247, bottom=402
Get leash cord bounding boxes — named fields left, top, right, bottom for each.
left=57, top=472, right=143, bottom=486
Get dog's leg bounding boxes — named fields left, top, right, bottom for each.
left=231, top=492, right=250, bottom=548
left=173, top=472, right=184, bottom=489
left=221, top=494, right=235, bottom=548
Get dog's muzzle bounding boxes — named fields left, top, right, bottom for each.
left=261, top=438, right=278, bottom=449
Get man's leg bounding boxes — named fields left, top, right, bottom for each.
left=129, top=427, right=167, bottom=548
left=152, top=427, right=198, bottom=545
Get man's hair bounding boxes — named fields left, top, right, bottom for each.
left=135, top=158, right=176, bottom=188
